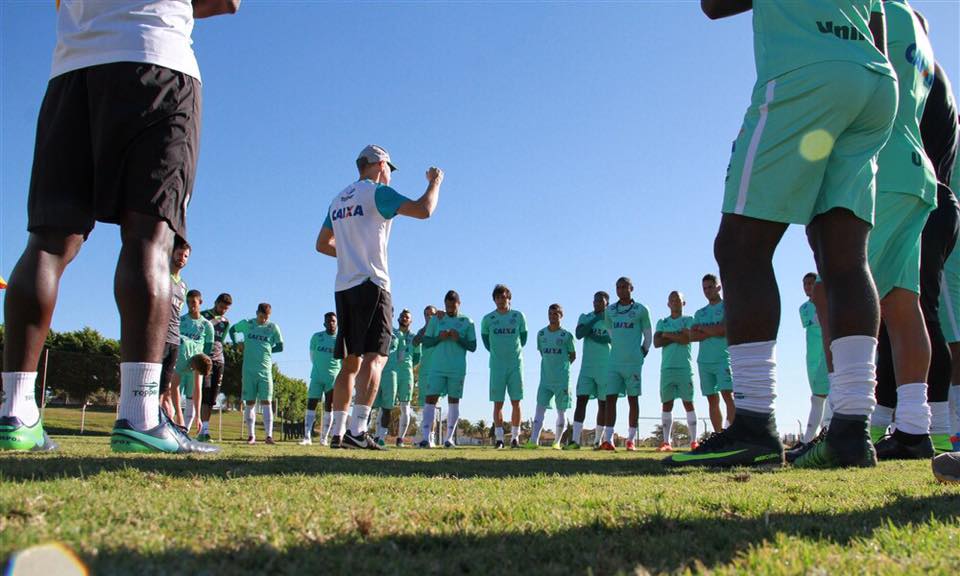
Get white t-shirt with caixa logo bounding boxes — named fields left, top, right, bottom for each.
left=52, top=0, right=200, bottom=81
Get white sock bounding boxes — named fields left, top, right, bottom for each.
left=183, top=401, right=195, bottom=432
left=950, top=385, right=960, bottom=433
left=728, top=340, right=777, bottom=414
left=398, top=402, right=411, bottom=439
left=572, top=421, right=583, bottom=444
left=331, top=410, right=348, bottom=438
left=510, top=426, right=519, bottom=443
left=201, top=420, right=210, bottom=435
left=628, top=426, right=637, bottom=442
left=603, top=426, right=615, bottom=443
left=1, top=372, right=39, bottom=425
left=686, top=410, right=698, bottom=443
left=555, top=411, right=566, bottom=442
left=893, top=383, right=931, bottom=435
left=661, top=411, right=673, bottom=444
left=445, top=403, right=460, bottom=443
left=532, top=405, right=547, bottom=444
left=244, top=405, right=256, bottom=440
left=350, top=404, right=372, bottom=436
left=262, top=404, right=274, bottom=438
left=930, top=401, right=950, bottom=436
left=118, top=363, right=162, bottom=430
left=304, top=409, right=317, bottom=439
left=803, top=396, right=827, bottom=443
left=823, top=383, right=834, bottom=427
left=871, top=405, right=894, bottom=433
left=422, top=404, right=436, bottom=442
left=829, top=336, right=877, bottom=416
left=495, top=426, right=504, bottom=441
left=596, top=426, right=606, bottom=444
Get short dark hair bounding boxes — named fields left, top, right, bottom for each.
left=216, top=293, right=233, bottom=305
left=702, top=274, right=719, bottom=284
left=257, top=303, right=272, bottom=315
left=174, top=236, right=191, bottom=251
left=189, top=354, right=213, bottom=376
left=424, top=305, right=437, bottom=314
left=492, top=284, right=512, bottom=301
left=549, top=303, right=563, bottom=316
left=445, top=290, right=460, bottom=302
left=324, top=312, right=336, bottom=321
left=803, top=272, right=818, bottom=282
left=186, top=289, right=202, bottom=301
left=616, top=276, right=633, bottom=288
left=399, top=308, right=411, bottom=318
left=594, top=291, right=609, bottom=302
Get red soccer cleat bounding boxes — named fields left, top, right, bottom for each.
left=600, top=441, right=616, bottom=451
left=656, top=442, right=673, bottom=452
left=625, top=440, right=637, bottom=451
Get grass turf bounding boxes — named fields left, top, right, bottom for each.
left=2, top=423, right=960, bottom=574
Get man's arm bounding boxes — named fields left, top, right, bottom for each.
left=396, top=168, right=444, bottom=219
left=575, top=320, right=590, bottom=340
left=654, top=331, right=666, bottom=349
left=316, top=226, right=336, bottom=257
left=193, top=0, right=240, bottom=19
left=701, top=0, right=752, bottom=20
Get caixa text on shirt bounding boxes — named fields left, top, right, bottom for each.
left=331, top=205, right=365, bottom=221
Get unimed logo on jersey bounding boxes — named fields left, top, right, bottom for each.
left=331, top=205, right=365, bottom=221
left=816, top=20, right=867, bottom=41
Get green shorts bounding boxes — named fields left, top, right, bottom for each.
left=396, top=367, right=414, bottom=404
left=699, top=362, right=732, bottom=396
left=723, top=61, right=896, bottom=226
left=940, top=249, right=960, bottom=343
left=307, top=373, right=336, bottom=399
left=868, top=192, right=933, bottom=299
left=177, top=369, right=197, bottom=400
left=575, top=366, right=606, bottom=400
left=373, top=370, right=398, bottom=409
left=660, top=368, right=694, bottom=403
left=489, top=365, right=523, bottom=402
left=242, top=368, right=273, bottom=402
left=806, top=358, right=830, bottom=397
left=537, top=384, right=571, bottom=411
left=427, top=372, right=465, bottom=400
left=416, top=371, right=428, bottom=407
left=604, top=364, right=643, bottom=398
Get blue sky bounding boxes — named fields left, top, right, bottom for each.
left=2, top=1, right=958, bottom=436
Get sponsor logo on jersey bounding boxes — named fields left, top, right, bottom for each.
left=494, top=328, right=517, bottom=335
left=613, top=322, right=635, bottom=329
left=543, top=347, right=564, bottom=354
left=905, top=43, right=934, bottom=88
left=815, top=20, right=867, bottom=41
left=331, top=204, right=365, bottom=221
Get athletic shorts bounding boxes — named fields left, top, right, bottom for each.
left=373, top=370, right=398, bottom=409
left=334, top=279, right=393, bottom=359
left=604, top=365, right=643, bottom=398
left=178, top=368, right=197, bottom=400
left=660, top=368, right=694, bottom=403
left=723, top=61, right=897, bottom=226
left=308, top=372, right=336, bottom=399
left=28, top=63, right=200, bottom=240
left=868, top=192, right=933, bottom=298
left=416, top=370, right=429, bottom=407
left=159, top=342, right=179, bottom=395
left=940, top=248, right=960, bottom=343
left=699, top=361, right=733, bottom=396
left=806, top=357, right=830, bottom=397
left=575, top=366, right=606, bottom=399
left=489, top=365, right=523, bottom=402
left=537, top=384, right=571, bottom=411
left=427, top=372, right=464, bottom=400
left=396, top=368, right=414, bottom=403
left=242, top=368, right=273, bottom=402
left=201, top=360, right=224, bottom=407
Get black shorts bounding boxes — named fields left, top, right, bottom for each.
left=28, top=62, right=201, bottom=240
left=202, top=360, right=224, bottom=407
left=334, top=280, right=393, bottom=359
left=159, top=342, right=179, bottom=395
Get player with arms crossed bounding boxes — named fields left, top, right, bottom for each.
left=481, top=284, right=528, bottom=449
left=690, top=274, right=734, bottom=433
left=569, top=291, right=612, bottom=450
left=654, top=291, right=699, bottom=452
left=302, top=312, right=340, bottom=446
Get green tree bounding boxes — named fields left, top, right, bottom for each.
left=272, top=364, right=307, bottom=422
left=220, top=342, right=244, bottom=401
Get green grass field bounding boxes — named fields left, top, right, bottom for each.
left=3, top=412, right=960, bottom=575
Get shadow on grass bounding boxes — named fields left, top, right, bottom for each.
left=74, top=493, right=960, bottom=575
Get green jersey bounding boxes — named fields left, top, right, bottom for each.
left=309, top=331, right=340, bottom=382
left=480, top=309, right=527, bottom=369
left=876, top=0, right=937, bottom=204
left=176, top=313, right=214, bottom=371
left=537, top=326, right=575, bottom=386
left=416, top=323, right=435, bottom=376
left=384, top=328, right=416, bottom=371
left=231, top=319, right=284, bottom=375
left=694, top=301, right=729, bottom=364
left=656, top=315, right=694, bottom=371
left=577, top=312, right=611, bottom=368
left=752, top=0, right=894, bottom=85
left=799, top=301, right=826, bottom=374
left=425, top=314, right=476, bottom=376
left=604, top=301, right=651, bottom=366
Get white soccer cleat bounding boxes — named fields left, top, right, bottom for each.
left=299, top=437, right=313, bottom=446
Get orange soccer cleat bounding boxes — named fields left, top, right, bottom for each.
left=656, top=442, right=673, bottom=452
left=625, top=440, right=637, bottom=451
left=600, top=441, right=616, bottom=451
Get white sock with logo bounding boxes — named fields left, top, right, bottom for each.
left=445, top=403, right=460, bottom=443
left=350, top=404, right=372, bottom=437
left=244, top=405, right=257, bottom=440
left=893, top=383, right=931, bottom=435
left=572, top=421, right=583, bottom=444
left=1, top=372, right=39, bottom=425
left=118, top=363, right=162, bottom=430
left=728, top=340, right=777, bottom=414
left=304, top=409, right=317, bottom=440
left=331, top=410, right=348, bottom=438
left=262, top=404, right=274, bottom=438
left=803, top=396, right=827, bottom=443
left=829, top=336, right=878, bottom=416
left=555, top=411, right=566, bottom=442
left=686, top=410, right=698, bottom=444
left=531, top=405, right=547, bottom=444
left=661, top=412, right=672, bottom=445
left=422, top=404, right=436, bottom=442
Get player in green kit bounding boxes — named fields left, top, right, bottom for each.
left=671, top=1, right=897, bottom=469
left=420, top=291, right=476, bottom=448
left=302, top=312, right=340, bottom=446
left=600, top=277, right=651, bottom=451
left=390, top=309, right=418, bottom=447
left=198, top=293, right=231, bottom=442
left=230, top=303, right=284, bottom=445
left=412, top=306, right=438, bottom=444
left=173, top=289, right=214, bottom=433
left=481, top=284, right=528, bottom=449
left=690, top=274, right=734, bottom=433
left=528, top=304, right=576, bottom=449
left=372, top=315, right=404, bottom=446
left=787, top=273, right=832, bottom=461
left=654, top=291, right=699, bottom=452
left=569, top=291, right=612, bottom=450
